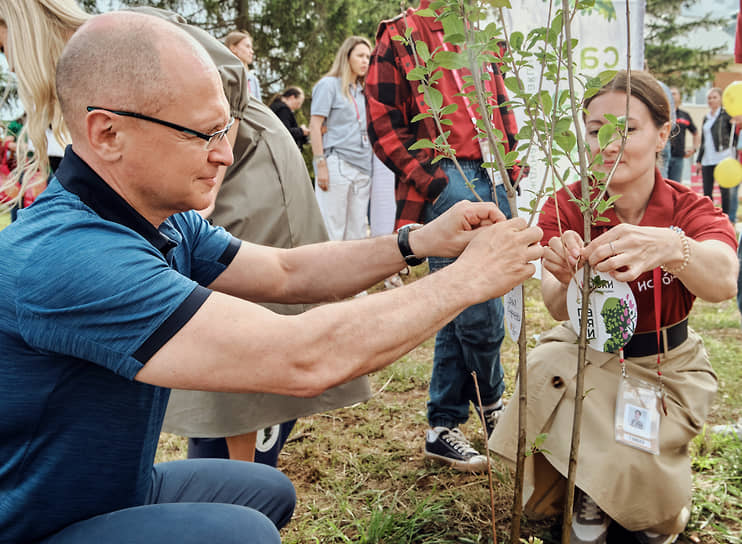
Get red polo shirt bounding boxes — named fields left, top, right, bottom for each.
left=539, top=170, right=737, bottom=333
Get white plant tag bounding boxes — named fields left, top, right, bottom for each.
left=566, top=270, right=637, bottom=353
left=504, top=285, right=523, bottom=342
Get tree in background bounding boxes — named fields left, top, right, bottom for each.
left=78, top=0, right=401, bottom=100
left=644, top=0, right=733, bottom=94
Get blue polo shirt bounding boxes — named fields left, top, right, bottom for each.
left=0, top=147, right=240, bottom=542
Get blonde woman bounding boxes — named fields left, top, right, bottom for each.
left=223, top=30, right=261, bottom=101
left=0, top=0, right=370, bottom=466
left=310, top=36, right=373, bottom=241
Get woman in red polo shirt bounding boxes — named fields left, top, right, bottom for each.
left=490, top=71, right=738, bottom=544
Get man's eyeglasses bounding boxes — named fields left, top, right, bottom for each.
left=86, top=106, right=234, bottom=150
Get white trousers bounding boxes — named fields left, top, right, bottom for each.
left=315, top=154, right=371, bottom=241
left=369, top=155, right=396, bottom=237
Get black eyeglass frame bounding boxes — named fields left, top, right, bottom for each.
left=86, top=106, right=234, bottom=148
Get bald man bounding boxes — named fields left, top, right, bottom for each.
left=0, top=11, right=543, bottom=544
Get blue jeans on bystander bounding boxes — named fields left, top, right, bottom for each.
left=422, top=159, right=511, bottom=429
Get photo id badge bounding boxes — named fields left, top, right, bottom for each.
left=615, top=376, right=661, bottom=455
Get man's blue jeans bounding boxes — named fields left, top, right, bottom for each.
left=666, top=155, right=684, bottom=182
left=422, top=159, right=511, bottom=429
left=41, top=459, right=295, bottom=543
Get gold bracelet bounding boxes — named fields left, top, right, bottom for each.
left=660, top=226, right=690, bottom=275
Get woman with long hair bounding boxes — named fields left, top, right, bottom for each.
left=309, top=36, right=373, bottom=241
left=696, top=87, right=738, bottom=224
left=491, top=71, right=737, bottom=544
left=223, top=30, right=261, bottom=101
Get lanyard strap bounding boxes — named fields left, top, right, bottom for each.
left=349, top=86, right=361, bottom=123
left=653, top=267, right=668, bottom=415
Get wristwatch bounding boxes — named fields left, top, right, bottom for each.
left=397, top=223, right=426, bottom=266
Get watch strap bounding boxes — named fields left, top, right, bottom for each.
left=397, top=224, right=426, bottom=266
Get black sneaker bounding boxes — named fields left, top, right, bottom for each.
left=570, top=488, right=610, bottom=544
left=475, top=403, right=503, bottom=438
left=424, top=427, right=488, bottom=472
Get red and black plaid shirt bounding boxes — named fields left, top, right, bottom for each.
left=365, top=0, right=521, bottom=228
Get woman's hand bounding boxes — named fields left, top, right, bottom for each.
left=542, top=230, right=584, bottom=285
left=316, top=161, right=330, bottom=191
left=582, top=224, right=680, bottom=282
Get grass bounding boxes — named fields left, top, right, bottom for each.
left=156, top=278, right=741, bottom=543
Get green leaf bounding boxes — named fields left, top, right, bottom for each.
left=504, top=76, right=520, bottom=94
left=407, top=66, right=426, bottom=81
left=431, top=155, right=445, bottom=164
left=485, top=0, right=512, bottom=8
left=427, top=88, right=444, bottom=111
left=555, top=132, right=576, bottom=154
left=434, top=50, right=467, bottom=70
left=517, top=125, right=532, bottom=141
left=415, top=8, right=436, bottom=17
left=410, top=112, right=433, bottom=123
left=391, top=35, right=406, bottom=43
left=597, top=123, right=615, bottom=149
left=510, top=31, right=524, bottom=50
left=439, top=118, right=453, bottom=125
left=415, top=40, right=431, bottom=63
left=443, top=33, right=466, bottom=45
left=539, top=90, right=553, bottom=114
left=440, top=103, right=458, bottom=116
left=408, top=138, right=435, bottom=151
left=441, top=12, right=466, bottom=38
left=598, top=69, right=618, bottom=86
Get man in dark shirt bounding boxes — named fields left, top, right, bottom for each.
left=667, top=87, right=700, bottom=182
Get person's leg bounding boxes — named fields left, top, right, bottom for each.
left=369, top=154, right=397, bottom=238
left=666, top=156, right=683, bottom=182
left=346, top=164, right=371, bottom=241
left=720, top=186, right=731, bottom=218
left=315, top=154, right=352, bottom=241
left=42, top=459, right=294, bottom=544
left=254, top=420, right=297, bottom=466
left=148, top=459, right=295, bottom=529
left=422, top=161, right=509, bottom=470
left=659, top=145, right=671, bottom=178
left=41, top=503, right=281, bottom=544
left=728, top=184, right=739, bottom=224
left=226, top=432, right=258, bottom=462
left=187, top=437, right=230, bottom=459
left=737, top=234, right=742, bottom=320
left=701, top=164, right=715, bottom=200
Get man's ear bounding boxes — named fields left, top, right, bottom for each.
left=85, top=110, right=124, bottom=162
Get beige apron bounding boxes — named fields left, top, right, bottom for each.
left=137, top=8, right=371, bottom=436
left=489, top=322, right=716, bottom=533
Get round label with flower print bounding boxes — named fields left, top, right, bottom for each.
left=566, top=270, right=637, bottom=353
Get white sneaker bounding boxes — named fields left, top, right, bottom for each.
left=570, top=488, right=610, bottom=544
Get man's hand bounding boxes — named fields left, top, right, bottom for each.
left=409, top=200, right=507, bottom=258
left=450, top=217, right=544, bottom=303
left=542, top=230, right=584, bottom=285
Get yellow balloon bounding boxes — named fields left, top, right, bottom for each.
left=714, top=157, right=742, bottom=188
left=722, top=81, right=742, bottom=117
